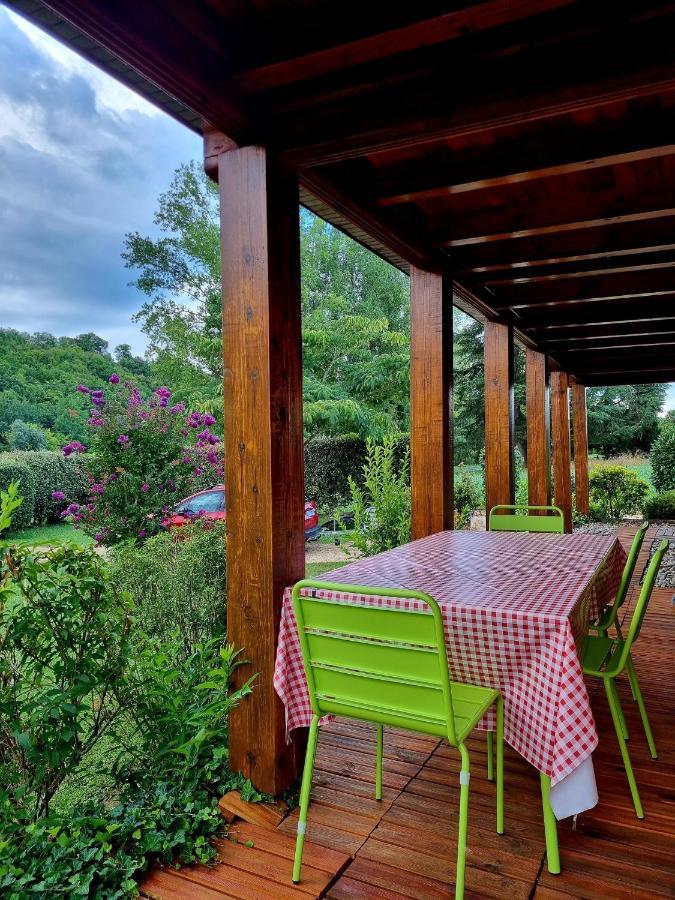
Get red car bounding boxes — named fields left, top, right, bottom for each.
left=162, top=485, right=321, bottom=540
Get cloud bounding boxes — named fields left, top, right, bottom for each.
left=0, top=7, right=200, bottom=354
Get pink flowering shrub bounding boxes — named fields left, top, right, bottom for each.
left=58, top=378, right=223, bottom=544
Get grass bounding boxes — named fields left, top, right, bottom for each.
left=8, top=523, right=94, bottom=548
left=589, top=454, right=653, bottom=487
left=306, top=561, right=349, bottom=579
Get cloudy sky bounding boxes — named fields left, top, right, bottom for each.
left=0, top=5, right=200, bottom=354
left=0, top=5, right=673, bottom=410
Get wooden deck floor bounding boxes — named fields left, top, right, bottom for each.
left=141, top=529, right=675, bottom=899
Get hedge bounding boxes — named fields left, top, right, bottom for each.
left=650, top=421, right=675, bottom=493
left=304, top=433, right=409, bottom=510
left=643, top=490, right=675, bottom=521
left=0, top=457, right=36, bottom=530
left=0, top=450, right=89, bottom=530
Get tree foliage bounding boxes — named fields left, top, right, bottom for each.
left=650, top=419, right=675, bottom=492
left=587, top=385, right=667, bottom=456
left=0, top=329, right=151, bottom=447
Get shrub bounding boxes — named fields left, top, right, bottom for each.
left=0, top=457, right=35, bottom=530
left=4, top=419, right=47, bottom=451
left=589, top=464, right=650, bottom=522
left=650, top=421, right=675, bottom=492
left=6, top=450, right=88, bottom=525
left=305, top=433, right=409, bottom=510
left=643, top=490, right=675, bottom=521
left=349, top=436, right=411, bottom=556
left=455, top=466, right=482, bottom=528
left=109, top=520, right=226, bottom=652
left=0, top=543, right=131, bottom=819
left=58, top=379, right=222, bottom=545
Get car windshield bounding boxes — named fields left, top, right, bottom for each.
left=176, top=491, right=224, bottom=515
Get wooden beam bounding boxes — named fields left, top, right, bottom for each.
left=484, top=321, right=514, bottom=515
left=550, top=371, right=572, bottom=532
left=238, top=0, right=574, bottom=93
left=440, top=188, right=675, bottom=248
left=581, top=370, right=675, bottom=386
left=533, top=321, right=675, bottom=348
left=526, top=349, right=551, bottom=509
left=511, top=296, right=675, bottom=328
left=217, top=145, right=305, bottom=794
left=410, top=266, right=454, bottom=539
left=453, top=215, right=675, bottom=273
left=548, top=334, right=675, bottom=353
left=378, top=123, right=675, bottom=205
left=571, top=383, right=589, bottom=517
left=488, top=267, right=675, bottom=307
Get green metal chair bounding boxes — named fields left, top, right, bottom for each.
left=488, top=504, right=565, bottom=533
left=582, top=539, right=668, bottom=819
left=589, top=521, right=648, bottom=640
left=291, top=579, right=504, bottom=900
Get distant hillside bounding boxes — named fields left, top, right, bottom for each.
left=0, top=329, right=152, bottom=447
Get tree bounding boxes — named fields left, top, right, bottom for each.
left=70, top=333, right=109, bottom=355
left=587, top=385, right=667, bottom=456
left=123, top=165, right=411, bottom=438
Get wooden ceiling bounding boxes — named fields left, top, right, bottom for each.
left=7, top=0, right=675, bottom=385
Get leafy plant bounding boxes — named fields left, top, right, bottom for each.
left=454, top=466, right=482, bottom=528
left=650, top=420, right=675, bottom=493
left=108, top=520, right=226, bottom=652
left=0, top=544, right=131, bottom=819
left=643, top=490, right=675, bottom=521
left=1, top=450, right=88, bottom=527
left=588, top=464, right=650, bottom=522
left=348, top=436, right=411, bottom=556
left=0, top=482, right=22, bottom=537
left=0, top=458, right=35, bottom=530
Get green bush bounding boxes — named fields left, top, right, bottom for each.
left=589, top=464, right=650, bottom=522
left=643, top=490, right=675, bottom=521
left=4, top=419, right=47, bottom=451
left=455, top=466, right=482, bottom=528
left=305, top=433, right=409, bottom=510
left=0, top=457, right=35, bottom=530
left=109, top=519, right=226, bottom=652
left=6, top=450, right=88, bottom=525
left=349, top=436, right=411, bottom=556
left=650, top=421, right=675, bottom=492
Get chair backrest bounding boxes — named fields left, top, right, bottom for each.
left=612, top=521, right=649, bottom=618
left=488, top=504, right=565, bottom=533
left=616, top=539, right=669, bottom=673
left=291, top=579, right=458, bottom=744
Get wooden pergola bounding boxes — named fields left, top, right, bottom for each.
left=9, top=0, right=675, bottom=795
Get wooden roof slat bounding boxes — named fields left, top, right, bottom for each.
left=489, top=269, right=675, bottom=307
left=236, top=0, right=576, bottom=93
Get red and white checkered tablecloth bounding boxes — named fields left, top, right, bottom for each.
left=274, top=530, right=626, bottom=785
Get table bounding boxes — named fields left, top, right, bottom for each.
left=274, top=530, right=626, bottom=871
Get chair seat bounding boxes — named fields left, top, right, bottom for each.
left=582, top=634, right=625, bottom=676
left=318, top=680, right=499, bottom=744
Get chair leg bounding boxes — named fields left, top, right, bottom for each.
left=615, top=621, right=637, bottom=701
left=540, top=773, right=560, bottom=874
left=604, top=677, right=644, bottom=819
left=626, top=654, right=658, bottom=760
left=486, top=731, right=494, bottom=782
left=456, top=744, right=470, bottom=900
left=608, top=678, right=629, bottom=740
left=293, top=715, right=319, bottom=884
left=496, top=697, right=504, bottom=835
left=375, top=723, right=384, bottom=800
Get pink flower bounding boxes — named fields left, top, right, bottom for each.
left=141, top=482, right=150, bottom=492
left=117, top=434, right=130, bottom=445
left=90, top=483, right=105, bottom=494
left=138, top=530, right=146, bottom=539
left=108, top=373, right=120, bottom=384
left=51, top=491, right=66, bottom=501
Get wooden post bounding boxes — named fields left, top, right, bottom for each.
left=571, top=381, right=590, bottom=517
left=214, top=142, right=305, bottom=794
left=550, top=370, right=573, bottom=532
left=484, top=321, right=514, bottom=515
left=526, top=349, right=551, bottom=509
left=410, top=266, right=454, bottom=539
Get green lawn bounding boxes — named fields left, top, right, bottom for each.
left=305, top=560, right=349, bottom=579
left=8, top=523, right=94, bottom=548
